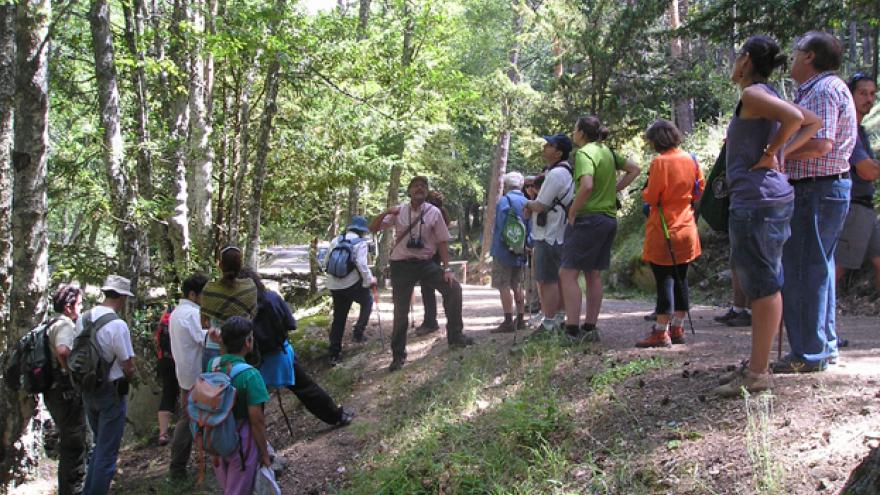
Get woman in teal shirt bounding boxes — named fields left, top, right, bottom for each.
left=560, top=116, right=640, bottom=342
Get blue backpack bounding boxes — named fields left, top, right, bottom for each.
left=326, top=235, right=365, bottom=278
left=187, top=359, right=251, bottom=481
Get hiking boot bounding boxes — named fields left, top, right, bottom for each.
left=491, top=320, right=515, bottom=333
left=352, top=332, right=367, bottom=343
left=669, top=326, right=686, bottom=345
left=713, top=308, right=740, bottom=323
left=635, top=329, right=672, bottom=348
left=328, top=354, right=342, bottom=367
left=718, top=361, right=749, bottom=385
left=563, top=326, right=599, bottom=345
left=337, top=406, right=355, bottom=426
left=415, top=323, right=440, bottom=336
left=388, top=357, right=406, bottom=372
left=713, top=369, right=771, bottom=397
left=771, top=354, right=827, bottom=374
left=448, top=334, right=475, bottom=349
left=724, top=311, right=752, bottom=327
left=514, top=315, right=526, bottom=330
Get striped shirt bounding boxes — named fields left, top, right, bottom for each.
left=784, top=71, right=857, bottom=180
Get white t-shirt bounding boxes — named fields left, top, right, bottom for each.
left=75, top=306, right=135, bottom=382
left=531, top=164, right=573, bottom=245
left=325, top=232, right=374, bottom=290
left=168, top=298, right=209, bottom=390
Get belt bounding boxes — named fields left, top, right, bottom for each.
left=788, top=171, right=850, bottom=184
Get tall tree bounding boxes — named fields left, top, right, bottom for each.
left=244, top=0, right=285, bottom=269
left=187, top=0, right=214, bottom=262
left=228, top=52, right=260, bottom=246
left=0, top=4, right=14, bottom=331
left=669, top=0, right=694, bottom=134
left=1, top=0, right=51, bottom=480
left=90, top=0, right=143, bottom=298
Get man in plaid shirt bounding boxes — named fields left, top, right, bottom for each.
left=775, top=31, right=857, bottom=373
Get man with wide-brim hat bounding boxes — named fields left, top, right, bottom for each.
left=325, top=215, right=376, bottom=365
left=369, top=176, right=474, bottom=372
left=76, top=274, right=136, bottom=494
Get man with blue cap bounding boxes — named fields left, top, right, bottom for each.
left=325, top=215, right=375, bottom=365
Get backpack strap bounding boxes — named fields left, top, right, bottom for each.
left=85, top=311, right=120, bottom=368
left=228, top=362, right=252, bottom=380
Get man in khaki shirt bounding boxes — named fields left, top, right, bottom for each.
left=44, top=285, right=87, bottom=495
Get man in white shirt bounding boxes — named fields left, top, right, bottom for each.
left=167, top=273, right=214, bottom=480
left=524, top=134, right=574, bottom=333
left=76, top=275, right=136, bottom=495
left=325, top=216, right=375, bottom=365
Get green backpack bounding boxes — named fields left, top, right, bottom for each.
left=501, top=195, right=527, bottom=255
left=698, top=143, right=729, bottom=233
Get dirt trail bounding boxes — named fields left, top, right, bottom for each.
left=109, top=284, right=880, bottom=494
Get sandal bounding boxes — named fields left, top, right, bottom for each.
left=158, top=433, right=170, bottom=446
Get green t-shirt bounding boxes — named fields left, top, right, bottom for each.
left=208, top=354, right=270, bottom=421
left=573, top=143, right=626, bottom=218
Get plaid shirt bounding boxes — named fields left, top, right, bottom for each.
left=784, top=71, right=857, bottom=180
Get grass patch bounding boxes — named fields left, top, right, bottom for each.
left=590, top=356, right=665, bottom=394
left=745, top=392, right=785, bottom=494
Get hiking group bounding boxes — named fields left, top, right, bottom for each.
left=3, top=28, right=879, bottom=495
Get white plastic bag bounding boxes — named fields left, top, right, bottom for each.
left=254, top=466, right=281, bottom=495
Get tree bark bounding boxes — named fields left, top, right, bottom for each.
left=245, top=0, right=284, bottom=270
left=841, top=447, right=880, bottom=495
left=166, top=0, right=192, bottom=278
left=90, top=0, right=143, bottom=301
left=228, top=52, right=260, bottom=246
left=477, top=3, right=521, bottom=278
left=357, top=0, right=370, bottom=40
left=374, top=163, right=401, bottom=288
left=669, top=0, right=694, bottom=134
left=1, top=0, right=51, bottom=482
left=346, top=182, right=359, bottom=224
left=187, top=0, right=214, bottom=264
left=0, top=3, right=14, bottom=334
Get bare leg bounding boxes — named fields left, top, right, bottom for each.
left=157, top=411, right=172, bottom=437
left=748, top=291, right=782, bottom=374
left=560, top=267, right=582, bottom=326
left=584, top=270, right=603, bottom=326
left=499, top=288, right=513, bottom=314
left=871, top=257, right=880, bottom=293
left=834, top=263, right=846, bottom=287
left=540, top=282, right=561, bottom=318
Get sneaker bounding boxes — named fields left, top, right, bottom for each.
left=771, top=354, right=827, bottom=374
left=724, top=311, right=752, bottom=327
left=514, top=315, right=526, bottom=330
left=713, top=369, right=771, bottom=397
left=635, top=329, right=671, bottom=348
left=415, top=323, right=440, bottom=336
left=669, top=326, right=685, bottom=345
left=643, top=311, right=658, bottom=322
left=337, top=406, right=355, bottom=426
left=491, top=320, right=515, bottom=333
left=448, top=335, right=475, bottom=349
left=713, top=308, right=739, bottom=323
left=564, top=326, right=600, bottom=345
left=352, top=332, right=367, bottom=343
left=388, top=357, right=406, bottom=372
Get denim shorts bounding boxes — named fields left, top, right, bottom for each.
left=561, top=214, right=617, bottom=271
left=533, top=240, right=562, bottom=282
left=729, top=202, right=793, bottom=300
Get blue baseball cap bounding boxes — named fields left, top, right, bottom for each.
left=542, top=133, right=573, bottom=155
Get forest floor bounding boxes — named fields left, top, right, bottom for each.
left=28, top=285, right=880, bottom=494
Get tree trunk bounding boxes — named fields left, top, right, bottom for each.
left=215, top=80, right=232, bottom=248
left=840, top=447, right=880, bottom=495
left=228, top=52, right=260, bottom=246
left=187, top=0, right=214, bottom=264
left=166, top=0, right=192, bottom=278
left=245, top=1, right=284, bottom=270
left=374, top=163, right=401, bottom=288
left=477, top=4, right=521, bottom=279
left=1, top=0, right=51, bottom=482
left=346, top=183, right=359, bottom=225
left=0, top=3, right=14, bottom=333
left=357, top=0, right=370, bottom=40
left=90, top=0, right=142, bottom=300
left=669, top=0, right=694, bottom=135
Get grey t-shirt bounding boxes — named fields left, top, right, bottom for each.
left=849, top=125, right=876, bottom=201
left=531, top=162, right=574, bottom=245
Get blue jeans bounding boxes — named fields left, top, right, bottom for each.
left=782, top=177, right=850, bottom=363
left=82, top=384, right=128, bottom=495
left=729, top=202, right=793, bottom=300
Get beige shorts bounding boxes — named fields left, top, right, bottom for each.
left=491, top=261, right=523, bottom=290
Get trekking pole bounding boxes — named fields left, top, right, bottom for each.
left=371, top=284, right=386, bottom=350
left=275, top=390, right=294, bottom=437
left=777, top=318, right=784, bottom=361
left=657, top=205, right=696, bottom=335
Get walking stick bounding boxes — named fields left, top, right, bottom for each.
left=777, top=318, right=784, bottom=361
left=371, top=284, right=386, bottom=350
left=275, top=390, right=294, bottom=437
left=657, top=205, right=696, bottom=335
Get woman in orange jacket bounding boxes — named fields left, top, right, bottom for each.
left=636, top=120, right=704, bottom=348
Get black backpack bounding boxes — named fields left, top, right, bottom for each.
left=252, top=294, right=291, bottom=356
left=3, top=318, right=60, bottom=394
left=68, top=310, right=120, bottom=393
